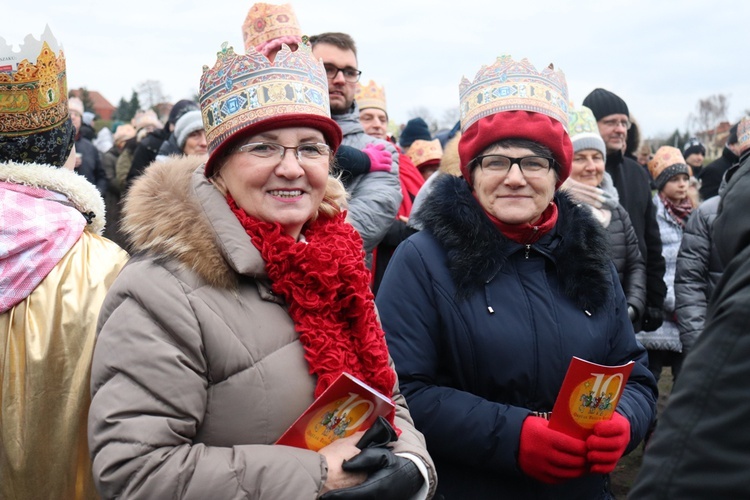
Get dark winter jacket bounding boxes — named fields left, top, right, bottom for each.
left=674, top=194, right=724, bottom=354
left=698, top=146, right=739, bottom=201
left=74, top=136, right=107, bottom=195
left=606, top=151, right=666, bottom=324
left=630, top=157, right=750, bottom=499
left=125, top=127, right=170, bottom=190
left=608, top=204, right=647, bottom=320
left=377, top=175, right=657, bottom=500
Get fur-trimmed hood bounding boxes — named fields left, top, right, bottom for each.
left=122, top=155, right=265, bottom=289
left=420, top=174, right=613, bottom=312
left=0, top=161, right=106, bottom=234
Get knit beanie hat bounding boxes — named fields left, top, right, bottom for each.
left=174, top=110, right=205, bottom=149
left=568, top=106, right=606, bottom=157
left=682, top=137, right=706, bottom=157
left=458, top=111, right=572, bottom=188
left=648, top=146, right=692, bottom=191
left=168, top=99, right=199, bottom=128
left=582, top=88, right=629, bottom=121
left=399, top=118, right=431, bottom=148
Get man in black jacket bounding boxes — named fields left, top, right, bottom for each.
left=583, top=88, right=666, bottom=332
left=699, top=121, right=740, bottom=201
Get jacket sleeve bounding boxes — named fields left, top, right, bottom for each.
left=619, top=207, right=647, bottom=319
left=674, top=206, right=712, bottom=353
left=89, top=261, right=326, bottom=500
left=345, top=140, right=402, bottom=252
left=376, top=239, right=531, bottom=476
left=643, top=190, right=667, bottom=309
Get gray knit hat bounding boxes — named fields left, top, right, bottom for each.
left=582, top=88, right=629, bottom=121
left=174, top=110, right=204, bottom=149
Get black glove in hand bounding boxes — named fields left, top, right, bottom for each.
left=640, top=306, right=664, bottom=332
left=319, top=447, right=424, bottom=500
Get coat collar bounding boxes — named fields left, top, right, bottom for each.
left=420, top=175, right=613, bottom=312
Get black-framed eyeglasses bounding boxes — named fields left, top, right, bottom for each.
left=323, top=64, right=362, bottom=83
left=234, top=142, right=331, bottom=164
left=471, top=154, right=555, bottom=179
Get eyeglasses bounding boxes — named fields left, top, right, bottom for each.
left=234, top=142, right=331, bottom=165
left=600, top=118, right=632, bottom=130
left=323, top=64, right=362, bottom=83
left=472, top=154, right=555, bottom=179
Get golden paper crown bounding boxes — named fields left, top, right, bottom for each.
left=407, top=139, right=443, bottom=168
left=0, top=25, right=68, bottom=137
left=648, top=146, right=691, bottom=182
left=738, top=116, right=750, bottom=154
left=459, top=55, right=569, bottom=133
left=242, top=3, right=302, bottom=51
left=355, top=80, right=387, bottom=113
left=199, top=39, right=331, bottom=157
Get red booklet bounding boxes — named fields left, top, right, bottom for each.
left=548, top=357, right=635, bottom=440
left=276, top=372, right=395, bottom=451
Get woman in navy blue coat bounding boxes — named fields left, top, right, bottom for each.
left=376, top=56, right=657, bottom=500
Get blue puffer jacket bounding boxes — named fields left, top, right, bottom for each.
left=377, top=175, right=657, bottom=500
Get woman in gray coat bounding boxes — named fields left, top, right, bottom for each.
left=88, top=38, right=434, bottom=500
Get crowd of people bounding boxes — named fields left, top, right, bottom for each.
left=2, top=4, right=750, bottom=500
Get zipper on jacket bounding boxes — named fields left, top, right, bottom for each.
left=524, top=244, right=531, bottom=259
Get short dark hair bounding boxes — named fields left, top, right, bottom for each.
left=728, top=121, right=740, bottom=145
left=309, top=32, right=357, bottom=57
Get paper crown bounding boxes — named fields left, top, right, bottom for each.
left=242, top=3, right=302, bottom=51
left=407, top=139, right=443, bottom=168
left=459, top=55, right=569, bottom=133
left=355, top=80, right=387, bottom=113
left=0, top=25, right=68, bottom=137
left=568, top=105, right=599, bottom=137
left=648, top=146, right=691, bottom=184
left=738, top=116, right=750, bottom=154
left=199, top=39, right=332, bottom=158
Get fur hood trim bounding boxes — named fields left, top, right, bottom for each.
left=122, top=155, right=238, bottom=289
left=421, top=175, right=613, bottom=312
left=0, top=161, right=106, bottom=234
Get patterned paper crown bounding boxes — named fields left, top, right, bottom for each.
left=567, top=105, right=599, bottom=137
left=355, top=80, right=387, bottom=113
left=737, top=116, right=750, bottom=154
left=459, top=55, right=569, bottom=133
left=242, top=3, right=302, bottom=51
left=0, top=25, right=67, bottom=137
left=199, top=39, right=331, bottom=157
left=407, top=139, right=443, bottom=168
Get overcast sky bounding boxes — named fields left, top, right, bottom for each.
left=5, top=0, right=749, bottom=138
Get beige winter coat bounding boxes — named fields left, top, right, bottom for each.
left=88, top=156, right=436, bottom=499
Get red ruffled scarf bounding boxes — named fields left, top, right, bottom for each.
left=227, top=194, right=398, bottom=426
left=482, top=201, right=559, bottom=244
left=658, top=191, right=693, bottom=228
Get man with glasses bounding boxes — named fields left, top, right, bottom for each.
left=583, top=88, right=666, bottom=334
left=310, top=32, right=401, bottom=265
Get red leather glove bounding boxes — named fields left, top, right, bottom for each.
left=363, top=143, right=392, bottom=173
left=518, top=416, right=588, bottom=484
left=586, top=412, right=631, bottom=474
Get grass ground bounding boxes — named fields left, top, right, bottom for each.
left=609, top=368, right=675, bottom=498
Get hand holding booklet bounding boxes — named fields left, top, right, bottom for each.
left=276, top=372, right=395, bottom=451
left=548, top=357, right=634, bottom=440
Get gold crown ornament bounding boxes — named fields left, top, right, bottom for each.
left=459, top=55, right=569, bottom=133
left=199, top=38, right=338, bottom=175
left=242, top=2, right=302, bottom=51
left=355, top=80, right=387, bottom=113
left=0, top=25, right=68, bottom=136
left=407, top=139, right=443, bottom=168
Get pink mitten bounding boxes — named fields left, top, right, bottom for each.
left=518, top=416, right=588, bottom=484
left=363, top=143, right=392, bottom=173
left=586, top=412, right=630, bottom=474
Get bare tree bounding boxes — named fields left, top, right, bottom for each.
left=136, top=80, right=168, bottom=110
left=407, top=106, right=440, bottom=134
left=688, top=94, right=730, bottom=150
left=439, top=108, right=460, bottom=131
